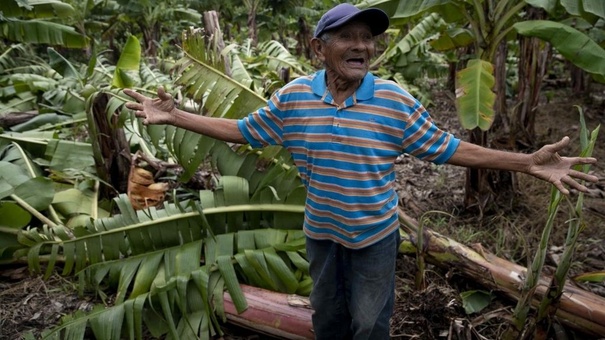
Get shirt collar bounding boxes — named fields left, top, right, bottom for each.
left=311, top=70, right=375, bottom=101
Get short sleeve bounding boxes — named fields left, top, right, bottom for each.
left=237, top=92, right=284, bottom=147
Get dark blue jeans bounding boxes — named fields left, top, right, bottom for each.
left=306, top=231, right=399, bottom=340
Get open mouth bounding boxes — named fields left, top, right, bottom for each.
left=346, top=58, right=365, bottom=66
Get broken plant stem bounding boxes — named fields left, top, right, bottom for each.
left=10, top=194, right=60, bottom=229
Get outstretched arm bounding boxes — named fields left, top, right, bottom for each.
left=447, top=138, right=598, bottom=195
left=124, top=87, right=247, bottom=144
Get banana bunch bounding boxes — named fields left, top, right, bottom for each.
left=127, top=167, right=170, bottom=210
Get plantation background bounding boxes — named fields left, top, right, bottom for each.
left=0, top=0, right=604, bottom=339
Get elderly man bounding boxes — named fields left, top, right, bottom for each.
left=125, top=3, right=597, bottom=339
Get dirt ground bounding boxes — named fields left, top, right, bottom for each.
left=0, top=86, right=603, bottom=340
left=390, top=86, right=605, bottom=340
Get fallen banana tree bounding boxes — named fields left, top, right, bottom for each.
left=221, top=210, right=605, bottom=338
left=223, top=284, right=314, bottom=339
left=397, top=209, right=605, bottom=337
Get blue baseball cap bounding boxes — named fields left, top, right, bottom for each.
left=314, top=3, right=390, bottom=38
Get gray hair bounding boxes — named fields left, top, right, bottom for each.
left=319, top=32, right=332, bottom=42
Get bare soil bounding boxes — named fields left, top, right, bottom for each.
left=390, top=86, right=605, bottom=339
left=0, top=87, right=603, bottom=340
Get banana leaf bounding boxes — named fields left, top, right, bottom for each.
left=2, top=0, right=77, bottom=18
left=112, top=35, right=141, bottom=88
left=455, top=59, right=496, bottom=131
left=514, top=20, right=605, bottom=82
left=14, top=169, right=308, bottom=338
left=0, top=19, right=88, bottom=48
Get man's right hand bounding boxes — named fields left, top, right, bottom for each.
left=124, top=87, right=177, bottom=125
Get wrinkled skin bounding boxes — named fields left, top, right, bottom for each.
left=311, top=21, right=375, bottom=104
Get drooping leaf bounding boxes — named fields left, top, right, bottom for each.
left=47, top=47, right=81, bottom=80
left=559, top=0, right=600, bottom=23
left=525, top=0, right=558, bottom=14
left=358, top=0, right=462, bottom=24
left=0, top=19, right=88, bottom=48
left=514, top=20, right=605, bottom=80
left=112, top=35, right=141, bottom=88
left=1, top=0, right=77, bottom=18
left=217, top=255, right=248, bottom=313
left=582, top=0, right=605, bottom=18
left=129, top=252, right=164, bottom=299
left=455, top=59, right=496, bottom=131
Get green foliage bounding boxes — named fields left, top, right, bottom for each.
left=20, top=193, right=307, bottom=339
left=112, top=35, right=142, bottom=88
left=371, top=11, right=449, bottom=103
left=0, top=13, right=311, bottom=338
left=514, top=20, right=605, bottom=83
left=0, top=0, right=89, bottom=48
left=534, top=109, right=600, bottom=328
left=507, top=110, right=600, bottom=337
left=361, top=0, right=605, bottom=132
left=0, top=44, right=96, bottom=123
left=455, top=59, right=496, bottom=131
left=2, top=1, right=603, bottom=339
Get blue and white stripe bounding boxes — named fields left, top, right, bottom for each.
left=238, top=70, right=460, bottom=248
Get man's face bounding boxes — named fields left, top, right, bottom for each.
left=315, top=21, right=376, bottom=82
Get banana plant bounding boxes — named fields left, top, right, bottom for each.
left=360, top=0, right=605, bottom=131
left=103, top=28, right=307, bottom=184
left=0, top=136, right=102, bottom=263
left=507, top=110, right=600, bottom=339
left=218, top=38, right=315, bottom=102
left=111, top=0, right=202, bottom=59
left=4, top=86, right=306, bottom=339
left=0, top=43, right=101, bottom=130
left=19, top=177, right=307, bottom=339
left=371, top=12, right=452, bottom=105
left=3, top=16, right=311, bottom=337
left=0, top=0, right=89, bottom=48
left=0, top=43, right=145, bottom=262
left=359, top=0, right=605, bottom=209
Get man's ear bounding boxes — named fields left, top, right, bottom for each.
left=311, top=38, right=325, bottom=62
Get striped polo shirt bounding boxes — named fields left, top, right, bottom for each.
left=238, top=70, right=460, bottom=249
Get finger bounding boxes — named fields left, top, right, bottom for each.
left=134, top=110, right=146, bottom=118
left=568, top=156, right=597, bottom=165
left=568, top=169, right=599, bottom=183
left=125, top=102, right=143, bottom=111
left=553, top=180, right=570, bottom=195
left=157, top=86, right=172, bottom=101
left=123, top=89, right=147, bottom=102
left=543, top=136, right=570, bottom=153
left=561, top=176, right=588, bottom=193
